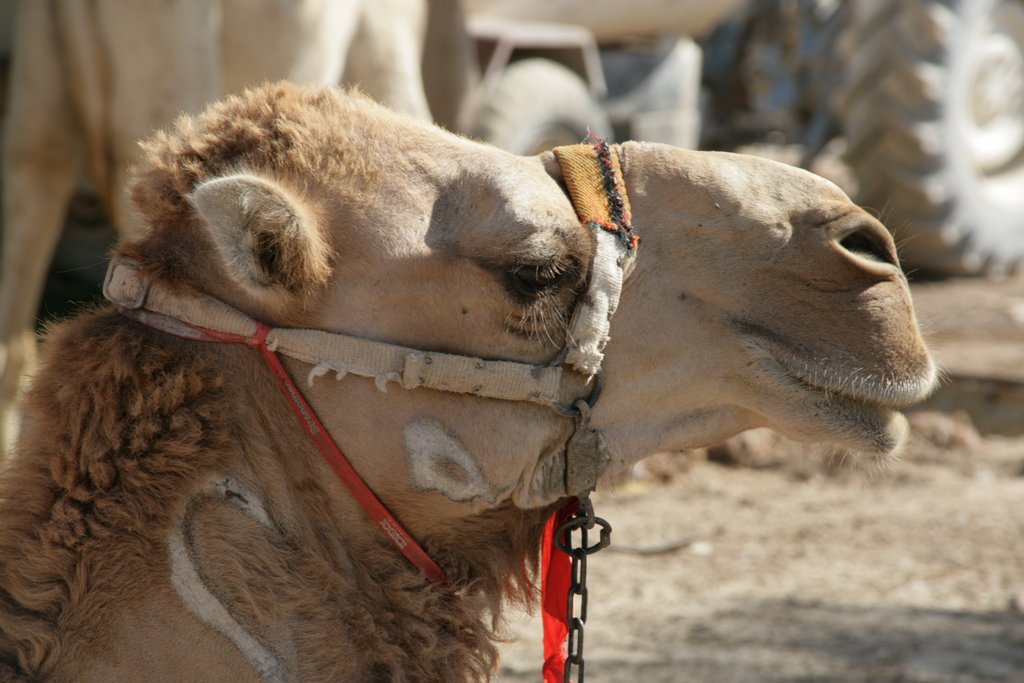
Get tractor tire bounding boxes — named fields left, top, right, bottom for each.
left=470, top=58, right=612, bottom=155
left=837, top=0, right=1024, bottom=275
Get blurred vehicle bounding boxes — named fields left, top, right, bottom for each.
left=702, top=0, right=1024, bottom=276
left=468, top=0, right=1024, bottom=277
left=463, top=0, right=747, bottom=153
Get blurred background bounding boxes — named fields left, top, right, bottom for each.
left=0, top=0, right=1022, bottom=680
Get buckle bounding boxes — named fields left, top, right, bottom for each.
left=400, top=351, right=428, bottom=390
left=102, top=259, right=150, bottom=310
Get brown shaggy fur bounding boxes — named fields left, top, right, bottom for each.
left=124, top=84, right=389, bottom=317
left=0, top=313, right=233, bottom=679
left=0, top=85, right=559, bottom=681
left=0, top=308, right=553, bottom=681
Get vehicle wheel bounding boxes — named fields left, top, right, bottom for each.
left=470, top=58, right=612, bottom=155
left=838, top=0, right=1024, bottom=275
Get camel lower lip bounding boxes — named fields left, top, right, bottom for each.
left=750, top=350, right=914, bottom=454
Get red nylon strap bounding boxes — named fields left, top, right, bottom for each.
left=541, top=497, right=580, bottom=683
left=141, top=314, right=447, bottom=584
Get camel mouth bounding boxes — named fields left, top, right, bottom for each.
left=752, top=351, right=911, bottom=455
left=742, top=335, right=937, bottom=456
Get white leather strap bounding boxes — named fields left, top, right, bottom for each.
left=563, top=228, right=635, bottom=375
left=104, top=259, right=577, bottom=409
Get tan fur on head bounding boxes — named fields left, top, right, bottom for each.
left=122, top=84, right=382, bottom=321
left=189, top=173, right=332, bottom=301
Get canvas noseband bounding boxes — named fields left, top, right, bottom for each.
left=102, top=138, right=637, bottom=581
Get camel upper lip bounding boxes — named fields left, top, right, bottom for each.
left=774, top=353, right=935, bottom=410
left=736, top=319, right=937, bottom=410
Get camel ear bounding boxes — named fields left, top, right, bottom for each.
left=189, top=173, right=330, bottom=297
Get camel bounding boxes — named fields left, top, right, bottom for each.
left=0, top=0, right=445, bottom=460
left=0, top=83, right=936, bottom=681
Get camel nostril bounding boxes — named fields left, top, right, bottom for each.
left=840, top=229, right=897, bottom=267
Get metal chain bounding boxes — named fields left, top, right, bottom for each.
left=555, top=495, right=612, bottom=683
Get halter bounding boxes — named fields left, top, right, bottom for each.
left=102, top=138, right=636, bottom=585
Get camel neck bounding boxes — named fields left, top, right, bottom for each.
left=119, top=306, right=448, bottom=585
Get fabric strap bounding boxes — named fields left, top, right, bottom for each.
left=541, top=139, right=636, bottom=683
left=104, top=260, right=577, bottom=409
left=552, top=140, right=637, bottom=376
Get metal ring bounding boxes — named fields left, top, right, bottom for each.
left=551, top=374, right=604, bottom=418
left=555, top=514, right=612, bottom=555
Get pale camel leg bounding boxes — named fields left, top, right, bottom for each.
left=345, top=0, right=433, bottom=121
left=0, top=2, right=84, bottom=459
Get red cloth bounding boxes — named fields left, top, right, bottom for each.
left=541, top=498, right=579, bottom=683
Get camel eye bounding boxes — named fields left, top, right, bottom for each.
left=508, top=262, right=571, bottom=297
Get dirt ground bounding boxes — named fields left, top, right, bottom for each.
left=495, top=276, right=1024, bottom=683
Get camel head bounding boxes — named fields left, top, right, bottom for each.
left=119, top=83, right=935, bottom=523
left=589, top=142, right=936, bottom=474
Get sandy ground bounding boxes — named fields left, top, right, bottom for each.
left=495, top=276, right=1024, bottom=683
left=496, top=429, right=1024, bottom=682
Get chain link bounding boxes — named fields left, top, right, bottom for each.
left=555, top=496, right=612, bottom=683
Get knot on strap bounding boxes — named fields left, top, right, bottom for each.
left=247, top=322, right=272, bottom=350
left=401, top=351, right=427, bottom=390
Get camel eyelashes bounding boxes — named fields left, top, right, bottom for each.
left=507, top=260, right=575, bottom=298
